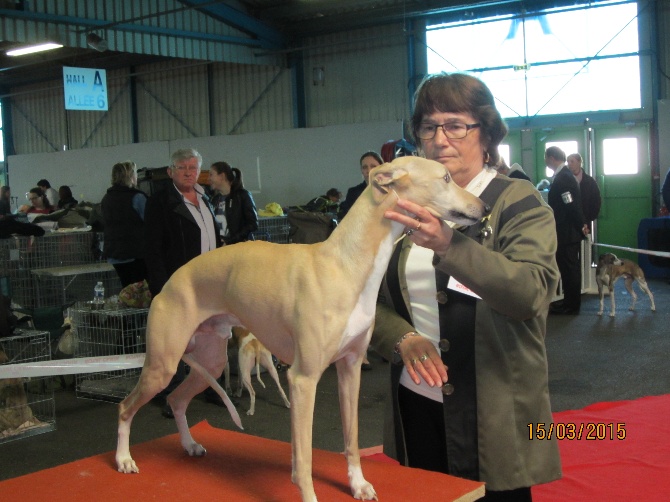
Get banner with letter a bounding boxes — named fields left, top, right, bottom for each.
left=63, top=66, right=108, bottom=111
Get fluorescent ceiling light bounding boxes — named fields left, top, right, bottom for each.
left=6, top=42, right=64, bottom=57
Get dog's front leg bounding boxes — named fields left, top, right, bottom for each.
left=596, top=281, right=605, bottom=316
left=335, top=355, right=378, bottom=501
left=287, top=364, right=320, bottom=502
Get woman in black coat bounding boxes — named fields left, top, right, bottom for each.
left=208, top=161, right=258, bottom=244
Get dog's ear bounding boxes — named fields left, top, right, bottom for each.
left=372, top=164, right=409, bottom=187
left=370, top=164, right=409, bottom=203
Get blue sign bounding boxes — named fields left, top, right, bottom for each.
left=63, top=66, right=108, bottom=111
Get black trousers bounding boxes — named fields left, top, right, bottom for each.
left=398, top=385, right=532, bottom=502
left=556, top=240, right=581, bottom=311
left=112, top=259, right=148, bottom=288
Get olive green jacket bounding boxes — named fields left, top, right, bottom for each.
left=371, top=176, right=562, bottom=491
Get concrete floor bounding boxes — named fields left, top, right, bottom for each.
left=1, top=278, right=669, bottom=481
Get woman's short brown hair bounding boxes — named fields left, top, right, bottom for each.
left=410, top=73, right=508, bottom=166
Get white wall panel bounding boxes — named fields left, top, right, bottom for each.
left=8, top=121, right=402, bottom=206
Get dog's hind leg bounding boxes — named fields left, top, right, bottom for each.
left=238, top=346, right=258, bottom=416
left=168, top=334, right=230, bottom=456
left=636, top=278, right=656, bottom=312
left=117, top=344, right=185, bottom=473
left=260, top=348, right=290, bottom=409
left=335, top=354, right=377, bottom=501
left=623, top=276, right=638, bottom=311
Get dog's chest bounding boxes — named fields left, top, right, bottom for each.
left=339, top=235, right=395, bottom=352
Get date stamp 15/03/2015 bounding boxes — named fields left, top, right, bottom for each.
left=528, top=422, right=626, bottom=440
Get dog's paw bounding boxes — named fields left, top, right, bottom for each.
left=184, top=442, right=207, bottom=457
left=246, top=409, right=254, bottom=416
left=350, top=467, right=378, bottom=501
left=352, top=482, right=378, bottom=501
left=609, top=312, right=616, bottom=317
left=597, top=311, right=603, bottom=316
left=116, top=457, right=139, bottom=474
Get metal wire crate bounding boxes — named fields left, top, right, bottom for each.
left=72, top=303, right=149, bottom=402
left=0, top=330, right=56, bottom=444
left=31, top=264, right=121, bottom=308
left=250, top=216, right=290, bottom=244
left=0, top=232, right=103, bottom=309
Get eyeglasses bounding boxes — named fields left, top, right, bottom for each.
left=417, top=122, right=481, bottom=140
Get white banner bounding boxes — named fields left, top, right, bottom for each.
left=0, top=353, right=145, bottom=379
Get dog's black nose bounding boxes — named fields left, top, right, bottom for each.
left=484, top=204, right=492, bottom=214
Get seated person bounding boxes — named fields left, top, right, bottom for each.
left=302, top=188, right=342, bottom=213
left=57, top=186, right=78, bottom=210
left=18, top=188, right=55, bottom=215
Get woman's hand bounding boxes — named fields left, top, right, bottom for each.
left=384, top=198, right=454, bottom=255
left=397, top=333, right=448, bottom=387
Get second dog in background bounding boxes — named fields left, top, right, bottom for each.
left=596, top=252, right=656, bottom=317
left=225, top=326, right=290, bottom=416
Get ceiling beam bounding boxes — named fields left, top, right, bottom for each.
left=0, top=7, right=273, bottom=50
left=177, top=0, right=286, bottom=49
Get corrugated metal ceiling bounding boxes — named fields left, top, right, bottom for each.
left=0, top=0, right=582, bottom=89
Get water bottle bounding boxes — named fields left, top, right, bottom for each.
left=93, top=281, right=105, bottom=305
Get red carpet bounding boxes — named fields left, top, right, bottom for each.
left=1, top=421, right=483, bottom=501
left=533, top=394, right=670, bottom=502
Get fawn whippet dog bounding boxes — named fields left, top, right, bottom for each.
left=596, top=252, right=656, bottom=317
left=115, top=156, right=487, bottom=502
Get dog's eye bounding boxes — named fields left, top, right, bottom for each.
left=443, top=172, right=451, bottom=183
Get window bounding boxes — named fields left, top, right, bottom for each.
left=497, top=144, right=510, bottom=167
left=603, top=137, right=638, bottom=175
left=426, top=1, right=640, bottom=119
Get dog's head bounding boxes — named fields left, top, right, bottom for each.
left=369, top=157, right=487, bottom=226
left=598, top=253, right=623, bottom=267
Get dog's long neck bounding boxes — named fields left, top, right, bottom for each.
left=324, top=184, right=403, bottom=290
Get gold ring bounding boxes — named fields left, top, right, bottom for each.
left=415, top=222, right=422, bottom=231
left=419, top=354, right=428, bottom=362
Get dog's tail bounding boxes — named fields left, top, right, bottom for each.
left=182, top=353, right=243, bottom=430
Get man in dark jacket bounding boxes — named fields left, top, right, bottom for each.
left=145, top=148, right=221, bottom=297
left=144, top=148, right=222, bottom=417
left=546, top=146, right=586, bottom=315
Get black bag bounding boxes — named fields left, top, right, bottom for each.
left=287, top=211, right=337, bottom=244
